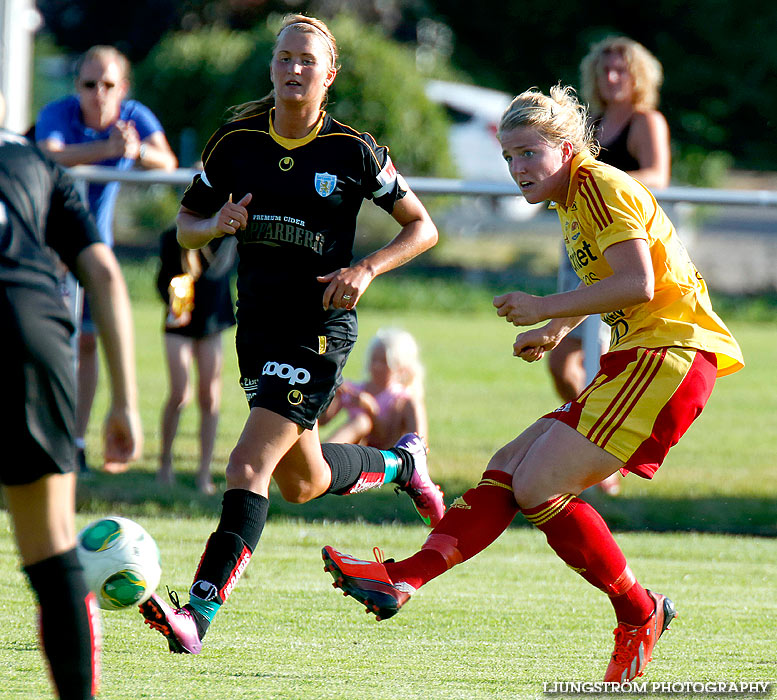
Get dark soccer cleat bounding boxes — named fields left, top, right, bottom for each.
left=604, top=590, right=677, bottom=683
left=322, top=545, right=415, bottom=621
left=393, top=433, right=445, bottom=527
left=139, top=590, right=203, bottom=655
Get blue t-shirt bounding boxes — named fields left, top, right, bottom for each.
left=35, top=95, right=165, bottom=245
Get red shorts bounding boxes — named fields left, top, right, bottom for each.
left=545, top=347, right=717, bottom=479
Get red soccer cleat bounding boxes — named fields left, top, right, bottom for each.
left=322, top=545, right=415, bottom=621
left=604, top=590, right=677, bottom=683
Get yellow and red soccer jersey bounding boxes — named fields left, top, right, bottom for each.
left=552, top=152, right=744, bottom=377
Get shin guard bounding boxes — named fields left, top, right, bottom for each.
left=523, top=494, right=653, bottom=624
left=321, top=442, right=392, bottom=494
left=190, top=490, right=268, bottom=605
left=25, top=549, right=102, bottom=700
left=191, top=531, right=253, bottom=605
left=386, top=470, right=519, bottom=589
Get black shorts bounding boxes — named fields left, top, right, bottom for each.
left=1, top=285, right=76, bottom=485
left=236, top=331, right=355, bottom=430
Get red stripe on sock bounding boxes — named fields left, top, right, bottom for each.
left=422, top=533, right=463, bottom=568
left=341, top=471, right=385, bottom=494
left=219, top=545, right=252, bottom=603
left=86, top=592, right=102, bottom=697
left=609, top=565, right=637, bottom=596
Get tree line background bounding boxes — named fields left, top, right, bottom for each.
left=33, top=0, right=777, bottom=182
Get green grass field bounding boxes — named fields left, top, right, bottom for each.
left=2, top=270, right=776, bottom=699
left=78, top=288, right=777, bottom=535
left=1, top=520, right=775, bottom=700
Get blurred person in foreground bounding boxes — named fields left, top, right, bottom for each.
left=156, top=225, right=237, bottom=495
left=36, top=45, right=176, bottom=475
left=549, top=36, right=671, bottom=495
left=321, top=327, right=428, bottom=449
left=0, top=91, right=142, bottom=699
left=138, top=13, right=442, bottom=656
left=322, top=84, right=742, bottom=685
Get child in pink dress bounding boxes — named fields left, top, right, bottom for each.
left=321, top=328, right=428, bottom=449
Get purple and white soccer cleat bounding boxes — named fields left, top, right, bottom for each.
left=394, top=433, right=445, bottom=527
left=139, top=590, right=203, bottom=655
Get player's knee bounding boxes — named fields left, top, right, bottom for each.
left=486, top=443, right=515, bottom=471
left=275, top=479, right=318, bottom=504
left=225, top=462, right=249, bottom=487
left=512, top=468, right=557, bottom=510
left=225, top=449, right=259, bottom=489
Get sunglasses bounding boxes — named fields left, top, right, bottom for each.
left=80, top=80, right=116, bottom=90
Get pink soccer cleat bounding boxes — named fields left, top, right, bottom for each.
left=393, top=433, right=445, bottom=527
left=139, top=590, right=203, bottom=655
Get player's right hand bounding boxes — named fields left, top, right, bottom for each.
left=103, top=407, right=143, bottom=464
left=216, top=193, right=252, bottom=236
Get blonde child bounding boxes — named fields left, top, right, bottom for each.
left=322, top=328, right=428, bottom=449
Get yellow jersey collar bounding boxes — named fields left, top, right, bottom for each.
left=269, top=108, right=326, bottom=150
left=563, top=151, right=597, bottom=208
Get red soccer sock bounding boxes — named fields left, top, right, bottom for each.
left=609, top=580, right=654, bottom=627
left=386, top=470, right=520, bottom=590
left=522, top=495, right=653, bottom=626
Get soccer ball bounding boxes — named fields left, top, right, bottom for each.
left=76, top=516, right=162, bottom=611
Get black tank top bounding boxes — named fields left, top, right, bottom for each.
left=594, top=116, right=640, bottom=172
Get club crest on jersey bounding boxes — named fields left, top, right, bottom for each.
left=314, top=172, right=337, bottom=197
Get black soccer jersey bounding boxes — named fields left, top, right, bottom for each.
left=180, top=109, right=408, bottom=340
left=0, top=129, right=100, bottom=292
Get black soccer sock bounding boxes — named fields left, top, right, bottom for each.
left=390, top=446, right=416, bottom=487
left=215, top=488, right=268, bottom=550
left=188, top=489, right=268, bottom=637
left=24, top=548, right=101, bottom=700
left=320, top=442, right=413, bottom=495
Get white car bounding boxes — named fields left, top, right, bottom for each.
left=425, top=79, right=544, bottom=222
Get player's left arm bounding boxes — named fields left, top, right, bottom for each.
left=318, top=188, right=438, bottom=309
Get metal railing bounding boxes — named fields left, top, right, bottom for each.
left=70, top=165, right=777, bottom=207
left=69, top=165, right=776, bottom=382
